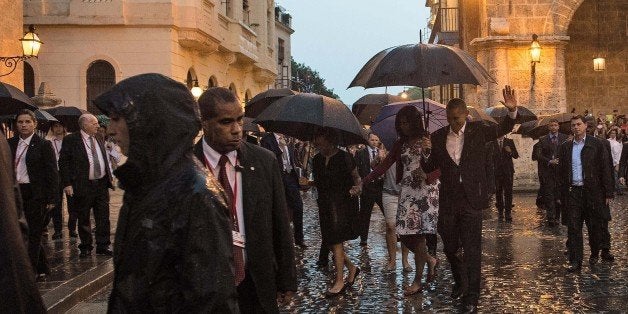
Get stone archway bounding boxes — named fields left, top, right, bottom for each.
left=542, top=0, right=586, bottom=35
left=564, top=0, right=627, bottom=116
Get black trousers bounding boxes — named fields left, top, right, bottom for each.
left=73, top=179, right=110, bottom=251
left=44, top=185, right=64, bottom=233
left=19, top=184, right=50, bottom=275
left=438, top=182, right=482, bottom=306
left=567, top=186, right=605, bottom=264
left=67, top=193, right=78, bottom=234
left=283, top=172, right=304, bottom=244
left=237, top=270, right=269, bottom=314
left=495, top=174, right=513, bottom=218
left=358, top=182, right=383, bottom=243
left=541, top=176, right=562, bottom=223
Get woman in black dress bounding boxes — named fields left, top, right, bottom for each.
left=312, top=127, right=362, bottom=297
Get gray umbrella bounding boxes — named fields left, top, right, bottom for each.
left=486, top=104, right=537, bottom=124
left=0, top=82, right=38, bottom=115
left=253, top=93, right=367, bottom=145
left=351, top=93, right=405, bottom=125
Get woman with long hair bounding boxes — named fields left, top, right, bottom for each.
left=312, top=127, right=362, bottom=297
left=363, top=105, right=439, bottom=296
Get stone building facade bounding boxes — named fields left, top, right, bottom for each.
left=0, top=0, right=25, bottom=87
left=427, top=0, right=627, bottom=189
left=23, top=0, right=292, bottom=111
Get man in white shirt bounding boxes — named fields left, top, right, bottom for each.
left=607, top=128, right=623, bottom=195
left=45, top=121, right=67, bottom=239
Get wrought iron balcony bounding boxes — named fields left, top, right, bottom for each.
left=429, top=7, right=459, bottom=45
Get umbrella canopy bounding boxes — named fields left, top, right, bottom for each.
left=370, top=99, right=447, bottom=150
left=525, top=113, right=574, bottom=139
left=253, top=93, right=367, bottom=145
left=352, top=93, right=405, bottom=125
left=245, top=88, right=296, bottom=118
left=0, top=82, right=38, bottom=115
left=513, top=120, right=539, bottom=138
left=467, top=106, right=497, bottom=125
left=0, top=110, right=59, bottom=133
left=348, top=43, right=496, bottom=89
left=43, top=106, right=87, bottom=132
left=486, top=104, right=537, bottom=124
left=243, top=117, right=262, bottom=133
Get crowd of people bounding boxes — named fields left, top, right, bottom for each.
left=1, top=74, right=625, bottom=313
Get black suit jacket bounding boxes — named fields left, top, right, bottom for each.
left=194, top=140, right=297, bottom=314
left=491, top=138, right=519, bottom=177
left=58, top=132, right=113, bottom=196
left=537, top=133, right=569, bottom=182
left=619, top=143, right=628, bottom=180
left=557, top=136, right=614, bottom=220
left=423, top=117, right=516, bottom=211
left=9, top=134, right=58, bottom=204
left=355, top=147, right=384, bottom=194
left=259, top=133, right=298, bottom=179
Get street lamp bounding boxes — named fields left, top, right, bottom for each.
left=529, top=34, right=541, bottom=89
left=0, top=25, right=43, bottom=77
left=400, top=87, right=408, bottom=99
left=190, top=80, right=203, bottom=98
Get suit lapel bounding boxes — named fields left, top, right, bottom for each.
left=236, top=144, right=255, bottom=229
left=460, top=123, right=474, bottom=165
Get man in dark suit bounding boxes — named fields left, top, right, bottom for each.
left=260, top=132, right=306, bottom=248
left=537, top=119, right=569, bottom=226
left=422, top=86, right=518, bottom=313
left=619, top=142, right=628, bottom=187
left=354, top=132, right=384, bottom=246
left=9, top=109, right=59, bottom=277
left=558, top=115, right=614, bottom=272
left=59, top=113, right=114, bottom=257
left=490, top=136, right=519, bottom=222
left=195, top=87, right=297, bottom=314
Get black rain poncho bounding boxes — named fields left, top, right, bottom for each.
left=94, top=73, right=238, bottom=313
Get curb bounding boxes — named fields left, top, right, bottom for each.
left=43, top=259, right=114, bottom=314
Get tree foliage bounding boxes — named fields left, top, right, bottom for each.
left=291, top=57, right=339, bottom=99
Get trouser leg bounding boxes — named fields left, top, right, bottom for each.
left=93, top=183, right=111, bottom=249
left=567, top=189, right=585, bottom=265
left=358, top=194, right=376, bottom=243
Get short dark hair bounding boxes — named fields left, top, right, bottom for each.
left=571, top=115, right=586, bottom=124
left=395, top=105, right=425, bottom=140
left=15, top=109, right=36, bottom=123
left=547, top=118, right=560, bottom=124
left=446, top=98, right=467, bottom=111
left=197, top=87, right=239, bottom=120
left=313, top=127, right=339, bottom=146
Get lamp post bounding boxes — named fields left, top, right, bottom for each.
left=529, top=34, right=541, bottom=90
left=0, top=25, right=43, bottom=77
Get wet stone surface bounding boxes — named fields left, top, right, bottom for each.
left=64, top=191, right=627, bottom=313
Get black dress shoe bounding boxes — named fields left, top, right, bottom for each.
left=96, top=248, right=114, bottom=256
left=566, top=263, right=582, bottom=273
left=589, top=255, right=598, bottom=266
left=69, top=232, right=78, bottom=238
left=51, top=232, right=63, bottom=240
left=451, top=286, right=465, bottom=300
left=359, top=241, right=368, bottom=247
left=316, top=259, right=328, bottom=267
left=295, top=242, right=308, bottom=249
left=601, top=251, right=615, bottom=262
left=461, top=304, right=478, bottom=314
left=79, top=250, right=92, bottom=258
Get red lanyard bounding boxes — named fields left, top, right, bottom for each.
left=14, top=142, right=28, bottom=171
left=204, top=154, right=239, bottom=224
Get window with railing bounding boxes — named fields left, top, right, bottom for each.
left=439, top=84, right=462, bottom=105
left=439, top=8, right=458, bottom=32
left=86, top=60, right=115, bottom=114
left=278, top=38, right=285, bottom=64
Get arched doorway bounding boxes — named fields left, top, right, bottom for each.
left=565, top=0, right=627, bottom=116
left=23, top=62, right=35, bottom=97
left=86, top=60, right=116, bottom=114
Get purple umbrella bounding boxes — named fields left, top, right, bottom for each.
left=370, top=99, right=447, bottom=150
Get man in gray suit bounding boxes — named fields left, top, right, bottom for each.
left=194, top=87, right=297, bottom=314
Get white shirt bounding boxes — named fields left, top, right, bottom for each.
left=274, top=133, right=292, bottom=172
left=51, top=137, right=63, bottom=163
left=80, top=130, right=106, bottom=180
left=15, top=133, right=34, bottom=184
left=446, top=123, right=466, bottom=166
left=609, top=138, right=622, bottom=166
left=202, top=138, right=246, bottom=258
left=367, top=146, right=378, bottom=170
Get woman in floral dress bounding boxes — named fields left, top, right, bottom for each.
left=363, top=105, right=439, bottom=296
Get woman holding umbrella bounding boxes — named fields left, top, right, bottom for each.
left=311, top=127, right=362, bottom=297
left=363, top=106, right=438, bottom=296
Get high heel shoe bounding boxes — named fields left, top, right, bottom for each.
left=403, top=283, right=423, bottom=297
left=344, top=266, right=361, bottom=288
left=324, top=286, right=345, bottom=298
left=426, top=258, right=438, bottom=283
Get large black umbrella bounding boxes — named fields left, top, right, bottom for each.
left=486, top=104, right=537, bottom=124
left=245, top=88, right=296, bottom=118
left=253, top=93, right=367, bottom=145
left=242, top=117, right=262, bottom=133
left=467, top=106, right=497, bottom=125
left=525, top=113, right=573, bottom=139
left=43, top=106, right=87, bottom=132
left=352, top=93, right=405, bottom=125
left=349, top=43, right=496, bottom=130
left=513, top=120, right=540, bottom=138
left=0, top=82, right=38, bottom=115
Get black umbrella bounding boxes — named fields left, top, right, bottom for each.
left=486, top=104, right=536, bottom=124
left=352, top=93, right=405, bottom=125
left=513, top=120, right=539, bottom=138
left=349, top=43, right=496, bottom=130
left=525, top=113, right=574, bottom=139
left=253, top=93, right=367, bottom=145
left=245, top=88, right=296, bottom=118
left=242, top=117, right=262, bottom=133
left=467, top=106, right=497, bottom=125
left=0, top=82, right=38, bottom=115
left=43, top=106, right=87, bottom=132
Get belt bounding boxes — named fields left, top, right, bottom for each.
left=569, top=185, right=584, bottom=191
left=89, top=177, right=107, bottom=183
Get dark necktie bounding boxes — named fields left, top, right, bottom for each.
left=551, top=135, right=558, bottom=145
left=218, top=155, right=245, bottom=285
left=90, top=136, right=102, bottom=179
left=371, top=149, right=376, bottom=160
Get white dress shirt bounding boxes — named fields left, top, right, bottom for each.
left=51, top=137, right=63, bottom=163
left=274, top=133, right=292, bottom=172
left=609, top=139, right=622, bottom=166
left=202, top=138, right=246, bottom=256
left=80, top=130, right=106, bottom=180
left=15, top=133, right=34, bottom=184
left=446, top=123, right=466, bottom=166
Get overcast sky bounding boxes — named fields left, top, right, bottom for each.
left=276, top=0, right=431, bottom=106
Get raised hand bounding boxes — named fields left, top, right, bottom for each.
left=501, top=85, right=517, bottom=112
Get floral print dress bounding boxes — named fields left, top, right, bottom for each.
left=396, top=141, right=440, bottom=235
